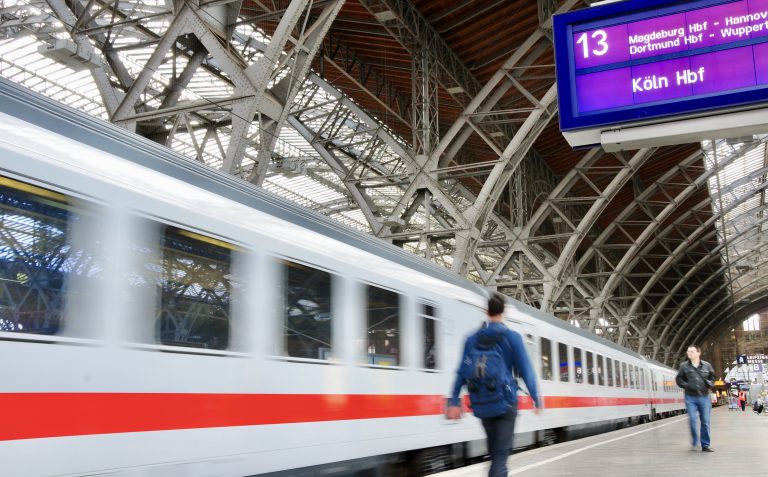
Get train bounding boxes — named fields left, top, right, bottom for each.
left=0, top=78, right=685, bottom=477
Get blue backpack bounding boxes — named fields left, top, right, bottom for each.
left=459, top=331, right=514, bottom=418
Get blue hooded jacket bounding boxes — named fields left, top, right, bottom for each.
left=450, top=321, right=541, bottom=409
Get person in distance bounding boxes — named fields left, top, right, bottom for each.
left=675, top=344, right=716, bottom=453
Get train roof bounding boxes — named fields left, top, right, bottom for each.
left=506, top=299, right=675, bottom=371
left=0, top=78, right=484, bottom=299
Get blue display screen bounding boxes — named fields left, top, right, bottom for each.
left=554, top=0, right=768, bottom=133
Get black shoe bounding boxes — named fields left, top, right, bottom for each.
left=702, top=447, right=714, bottom=452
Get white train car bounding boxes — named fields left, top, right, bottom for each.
left=647, top=361, right=687, bottom=419
left=0, top=79, right=684, bottom=477
left=502, top=301, right=685, bottom=445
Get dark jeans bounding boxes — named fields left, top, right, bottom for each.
left=685, top=394, right=711, bottom=448
left=480, top=407, right=517, bottom=477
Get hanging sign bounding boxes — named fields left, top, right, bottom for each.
left=554, top=0, right=768, bottom=145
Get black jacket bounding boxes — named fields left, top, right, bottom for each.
left=675, top=360, right=715, bottom=396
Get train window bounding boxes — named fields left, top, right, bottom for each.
left=586, top=351, right=595, bottom=385
left=574, top=347, right=584, bottom=383
left=596, top=354, right=605, bottom=386
left=366, top=285, right=400, bottom=366
left=614, top=359, right=621, bottom=387
left=540, top=337, right=553, bottom=380
left=283, top=260, right=333, bottom=360
left=630, top=365, right=637, bottom=389
left=622, top=362, right=628, bottom=388
left=510, top=334, right=537, bottom=380
left=606, top=358, right=614, bottom=386
left=420, top=303, right=437, bottom=370
left=156, top=226, right=236, bottom=350
left=558, top=342, right=569, bottom=382
left=0, top=176, right=97, bottom=336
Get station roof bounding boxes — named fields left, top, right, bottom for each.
left=0, top=0, right=765, bottom=364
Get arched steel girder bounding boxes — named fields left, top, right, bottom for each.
left=477, top=147, right=639, bottom=334
left=29, top=0, right=534, bottom=267
left=366, top=0, right=572, bottom=276
left=673, top=237, right=768, bottom=360
left=666, top=201, right=768, bottom=349
left=288, top=72, right=468, bottom=236
left=228, top=1, right=346, bottom=183
left=97, top=5, right=280, bottom=133
left=382, top=75, right=560, bottom=229
left=574, top=149, right=707, bottom=297
left=424, top=0, right=579, bottom=171
left=486, top=149, right=604, bottom=291
left=46, top=0, right=120, bottom=115
left=619, top=157, right=768, bottom=345
left=651, top=210, right=768, bottom=362
left=232, top=0, right=346, bottom=186
left=108, top=5, right=285, bottom=127
left=286, top=74, right=541, bottom=269
left=545, top=148, right=657, bottom=300
left=698, top=295, right=768, bottom=352
left=633, top=209, right=768, bottom=359
left=34, top=0, right=274, bottom=151
left=429, top=1, right=578, bottom=276
left=95, top=0, right=345, bottom=186
left=41, top=0, right=570, bottom=279
left=567, top=140, right=759, bottom=351
left=457, top=85, right=559, bottom=223
left=487, top=148, right=657, bottom=324
left=650, top=221, right=755, bottom=356
left=671, top=256, right=768, bottom=362
left=639, top=183, right=768, bottom=361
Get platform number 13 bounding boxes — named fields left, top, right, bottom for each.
left=576, top=30, right=609, bottom=58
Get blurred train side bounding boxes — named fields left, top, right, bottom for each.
left=0, top=80, right=684, bottom=477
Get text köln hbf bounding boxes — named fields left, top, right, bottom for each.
left=632, top=67, right=705, bottom=93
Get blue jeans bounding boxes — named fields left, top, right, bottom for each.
left=685, top=394, right=712, bottom=448
left=481, top=407, right=517, bottom=477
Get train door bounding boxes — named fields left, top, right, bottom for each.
left=650, top=369, right=658, bottom=420
left=507, top=320, right=539, bottom=393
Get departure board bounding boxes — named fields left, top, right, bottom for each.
left=554, top=0, right=768, bottom=133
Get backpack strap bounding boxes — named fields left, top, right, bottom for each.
left=475, top=329, right=503, bottom=349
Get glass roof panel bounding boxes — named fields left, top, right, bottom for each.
left=705, top=137, right=768, bottom=305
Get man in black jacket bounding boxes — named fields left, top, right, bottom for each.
left=675, top=345, right=716, bottom=452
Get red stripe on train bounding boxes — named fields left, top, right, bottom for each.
left=0, top=393, right=682, bottom=441
left=0, top=393, right=444, bottom=441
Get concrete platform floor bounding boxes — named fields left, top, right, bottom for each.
left=437, top=406, right=768, bottom=476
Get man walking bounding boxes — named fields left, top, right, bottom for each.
left=675, top=344, right=716, bottom=452
left=446, top=292, right=541, bottom=477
